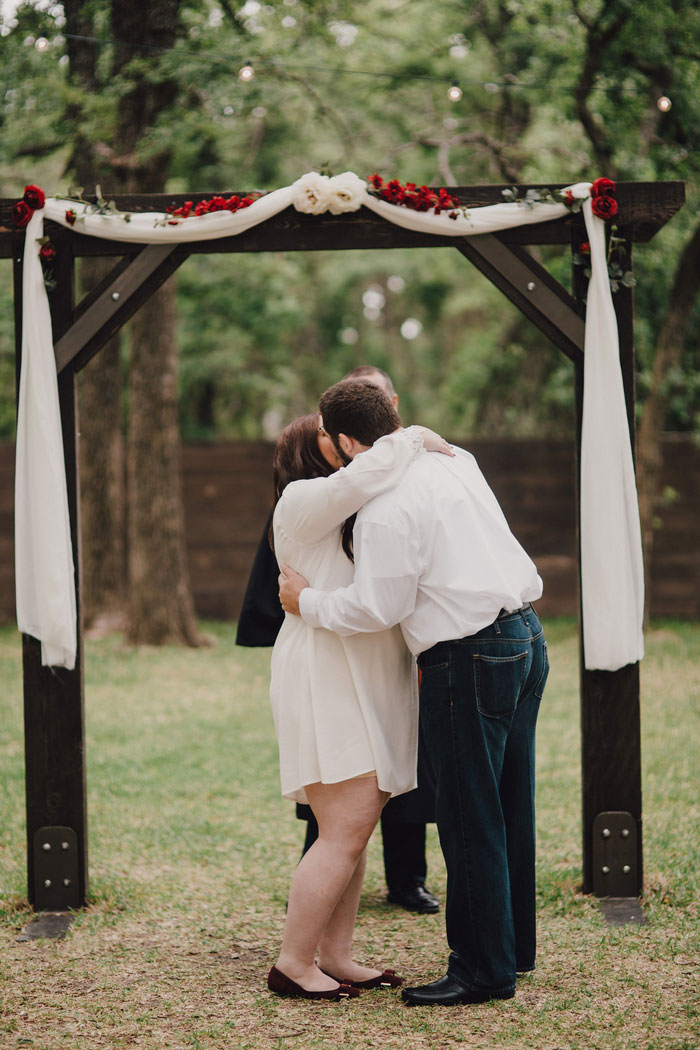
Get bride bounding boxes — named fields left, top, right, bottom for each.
left=266, top=382, right=452, bottom=1000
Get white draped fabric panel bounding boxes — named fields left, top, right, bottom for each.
left=15, top=176, right=644, bottom=672
left=579, top=198, right=645, bottom=669
left=15, top=208, right=77, bottom=668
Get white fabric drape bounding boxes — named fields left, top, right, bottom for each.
left=16, top=176, right=644, bottom=671
left=15, top=209, right=77, bottom=668
left=579, top=199, right=645, bottom=669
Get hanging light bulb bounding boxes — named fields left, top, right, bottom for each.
left=657, top=96, right=672, bottom=112
left=447, top=82, right=463, bottom=102
left=238, top=61, right=255, bottom=82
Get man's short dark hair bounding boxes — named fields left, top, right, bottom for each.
left=319, top=380, right=401, bottom=447
left=342, top=365, right=395, bottom=399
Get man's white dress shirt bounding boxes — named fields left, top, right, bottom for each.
left=299, top=446, right=543, bottom=656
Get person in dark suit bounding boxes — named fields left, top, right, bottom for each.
left=236, top=366, right=439, bottom=914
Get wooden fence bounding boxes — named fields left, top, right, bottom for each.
left=1, top=435, right=698, bottom=626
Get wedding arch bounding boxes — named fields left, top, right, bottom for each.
left=0, top=174, right=685, bottom=914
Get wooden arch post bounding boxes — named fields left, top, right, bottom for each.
left=1, top=180, right=684, bottom=911
left=573, top=233, right=644, bottom=897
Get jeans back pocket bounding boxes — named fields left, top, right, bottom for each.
left=473, top=651, right=528, bottom=719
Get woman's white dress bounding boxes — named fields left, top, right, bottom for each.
left=270, top=429, right=422, bottom=804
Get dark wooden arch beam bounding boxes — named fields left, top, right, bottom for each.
left=456, top=236, right=584, bottom=362
left=55, top=244, right=186, bottom=374
left=16, top=231, right=88, bottom=911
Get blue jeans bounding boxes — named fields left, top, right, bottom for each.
left=417, top=606, right=548, bottom=995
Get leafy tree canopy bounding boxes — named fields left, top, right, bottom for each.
left=1, top=0, right=698, bottom=438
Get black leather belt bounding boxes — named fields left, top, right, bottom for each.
left=496, top=602, right=531, bottom=620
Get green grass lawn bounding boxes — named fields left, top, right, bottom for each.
left=1, top=618, right=698, bottom=1050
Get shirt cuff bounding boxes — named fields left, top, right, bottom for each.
left=299, top=587, right=322, bottom=627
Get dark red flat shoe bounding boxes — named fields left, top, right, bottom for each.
left=323, top=967, right=403, bottom=989
left=267, top=965, right=360, bottom=1000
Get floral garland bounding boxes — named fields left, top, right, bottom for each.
left=11, top=173, right=620, bottom=227
left=11, top=172, right=631, bottom=291
left=165, top=193, right=262, bottom=221
left=366, top=174, right=461, bottom=216
left=571, top=179, right=634, bottom=293
left=501, top=175, right=617, bottom=218
left=12, top=184, right=46, bottom=227
left=501, top=176, right=633, bottom=292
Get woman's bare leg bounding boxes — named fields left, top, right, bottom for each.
left=316, top=848, right=386, bottom=982
left=275, top=776, right=388, bottom=991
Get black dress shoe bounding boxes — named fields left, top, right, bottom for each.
left=402, top=974, right=515, bottom=1006
left=386, top=882, right=439, bottom=913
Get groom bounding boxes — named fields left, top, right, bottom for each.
left=279, top=380, right=549, bottom=1006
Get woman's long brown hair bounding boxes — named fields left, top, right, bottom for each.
left=271, top=413, right=355, bottom=561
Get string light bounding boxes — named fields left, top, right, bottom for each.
left=19, top=31, right=693, bottom=107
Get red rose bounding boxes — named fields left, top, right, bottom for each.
left=39, top=243, right=56, bottom=260
left=368, top=173, right=383, bottom=190
left=23, top=184, right=46, bottom=210
left=578, top=241, right=590, bottom=254
left=565, top=190, right=575, bottom=205
left=168, top=201, right=193, bottom=218
left=591, top=177, right=615, bottom=198
left=65, top=209, right=77, bottom=226
left=12, top=200, right=33, bottom=227
left=168, top=201, right=194, bottom=218
left=590, top=195, right=618, bottom=221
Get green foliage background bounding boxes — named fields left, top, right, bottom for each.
left=1, top=0, right=699, bottom=439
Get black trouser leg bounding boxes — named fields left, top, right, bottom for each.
left=381, top=817, right=428, bottom=892
left=300, top=812, right=319, bottom=859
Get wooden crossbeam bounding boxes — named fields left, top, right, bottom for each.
left=55, top=244, right=187, bottom=374
left=455, top=236, right=585, bottom=362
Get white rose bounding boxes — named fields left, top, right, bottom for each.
left=291, top=172, right=332, bottom=215
left=326, top=171, right=367, bottom=215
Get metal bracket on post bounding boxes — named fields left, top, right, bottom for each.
left=32, top=827, right=80, bottom=911
left=591, top=811, right=639, bottom=897
left=592, top=812, right=647, bottom=925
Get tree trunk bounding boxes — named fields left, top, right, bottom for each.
left=126, top=278, right=204, bottom=646
left=636, top=221, right=700, bottom=620
left=65, top=7, right=127, bottom=630
left=107, top=0, right=203, bottom=646
left=67, top=0, right=202, bottom=645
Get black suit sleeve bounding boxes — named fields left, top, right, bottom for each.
left=235, top=511, right=285, bottom=647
